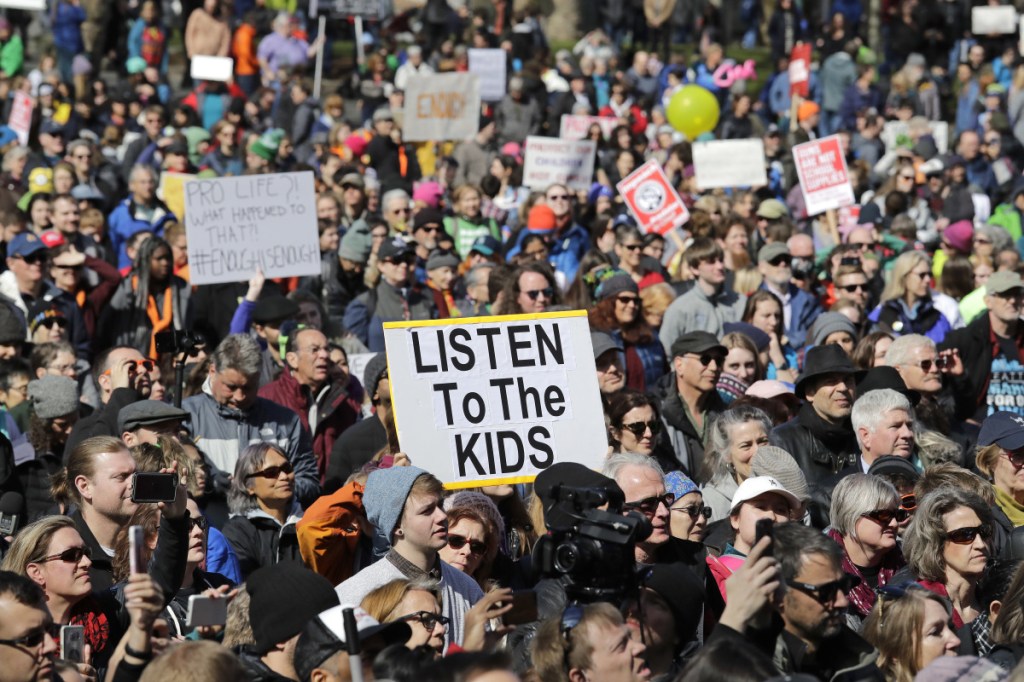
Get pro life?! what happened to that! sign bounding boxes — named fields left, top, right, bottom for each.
left=383, top=312, right=608, bottom=488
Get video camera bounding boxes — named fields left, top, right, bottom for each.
left=155, top=330, right=205, bottom=357
left=534, top=480, right=652, bottom=603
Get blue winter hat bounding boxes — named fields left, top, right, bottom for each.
left=664, top=471, right=699, bottom=500
left=364, top=465, right=430, bottom=543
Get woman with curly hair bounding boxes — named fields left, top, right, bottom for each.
left=588, top=271, right=666, bottom=390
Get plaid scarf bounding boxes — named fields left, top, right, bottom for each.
left=826, top=527, right=905, bottom=617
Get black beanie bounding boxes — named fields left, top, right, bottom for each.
left=247, top=561, right=339, bottom=653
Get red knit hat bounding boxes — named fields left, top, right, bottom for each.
left=528, top=205, right=557, bottom=232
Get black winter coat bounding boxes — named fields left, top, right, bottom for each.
left=770, top=404, right=859, bottom=487
left=221, top=508, right=301, bottom=579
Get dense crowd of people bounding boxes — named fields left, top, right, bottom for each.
left=6, top=0, right=1024, bottom=681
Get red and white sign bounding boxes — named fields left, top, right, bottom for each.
left=789, top=43, right=811, bottom=98
left=8, top=92, right=32, bottom=146
left=616, top=160, right=689, bottom=236
left=559, top=115, right=619, bottom=141
left=793, top=135, right=855, bottom=216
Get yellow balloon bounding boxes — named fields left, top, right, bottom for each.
left=666, top=85, right=721, bottom=139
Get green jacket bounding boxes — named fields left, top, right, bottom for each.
left=0, top=35, right=23, bottom=77
left=989, top=202, right=1023, bottom=242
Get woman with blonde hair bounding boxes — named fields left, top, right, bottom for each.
left=361, top=577, right=447, bottom=655
left=869, top=250, right=958, bottom=343
left=862, top=584, right=961, bottom=682
left=639, top=282, right=675, bottom=332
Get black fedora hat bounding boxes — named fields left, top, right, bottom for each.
left=856, top=366, right=920, bottom=406
left=794, top=344, right=859, bottom=397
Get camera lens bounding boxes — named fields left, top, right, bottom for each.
left=553, top=542, right=579, bottom=573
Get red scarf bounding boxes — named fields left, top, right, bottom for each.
left=826, top=528, right=905, bottom=617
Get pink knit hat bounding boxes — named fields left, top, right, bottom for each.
left=943, top=219, right=973, bottom=254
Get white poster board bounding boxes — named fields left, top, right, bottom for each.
left=403, top=73, right=481, bottom=142
left=190, top=55, right=234, bottom=82
left=383, top=312, right=608, bottom=488
left=184, top=171, right=320, bottom=285
left=522, top=136, right=597, bottom=192
left=559, top=115, right=618, bottom=140
left=973, top=6, right=1017, bottom=34
left=468, top=48, right=506, bottom=102
left=0, top=0, right=46, bottom=9
left=793, top=135, right=855, bottom=216
left=8, top=92, right=32, bottom=146
left=692, top=139, right=768, bottom=189
left=881, top=120, right=949, bottom=154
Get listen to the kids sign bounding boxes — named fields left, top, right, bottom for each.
left=382, top=311, right=608, bottom=488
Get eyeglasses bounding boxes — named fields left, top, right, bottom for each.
left=101, top=360, right=155, bottom=377
left=621, top=243, right=642, bottom=251
left=245, top=461, right=294, bottom=479
left=417, top=225, right=443, bottom=234
left=189, top=516, right=209, bottom=531
left=861, top=508, right=911, bottom=525
left=523, top=287, right=554, bottom=301
left=1005, top=449, right=1024, bottom=470
left=390, top=207, right=411, bottom=215
left=839, top=283, right=866, bottom=293
left=944, top=525, right=992, bottom=545
left=383, top=255, right=416, bottom=266
left=686, top=352, right=726, bottom=367
left=0, top=623, right=57, bottom=650
left=402, top=611, right=450, bottom=630
left=615, top=295, right=640, bottom=306
left=973, top=237, right=993, bottom=245
left=907, top=270, right=930, bottom=280
left=672, top=505, right=712, bottom=519
left=37, top=318, right=69, bottom=330
left=900, top=494, right=917, bottom=511
left=788, top=574, right=860, bottom=605
left=623, top=492, right=675, bottom=517
left=547, top=194, right=571, bottom=202
left=621, top=419, right=662, bottom=438
left=769, top=256, right=792, bottom=267
left=906, top=357, right=948, bottom=372
left=854, top=242, right=877, bottom=251
left=447, top=534, right=486, bottom=556
left=17, top=253, right=47, bottom=265
left=33, top=545, right=91, bottom=564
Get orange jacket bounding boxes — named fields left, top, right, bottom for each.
left=232, top=23, right=258, bottom=77
left=296, top=480, right=364, bottom=585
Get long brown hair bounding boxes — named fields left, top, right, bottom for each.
left=588, top=297, right=654, bottom=345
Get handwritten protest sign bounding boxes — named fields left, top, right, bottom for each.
left=522, top=137, right=597, bottom=192
left=973, top=5, right=1017, bottom=34
left=8, top=92, right=32, bottom=146
left=468, top=48, right=506, bottom=102
left=617, top=160, right=690, bottom=236
left=793, top=135, right=855, bottom=216
left=881, top=120, right=949, bottom=155
left=158, top=173, right=195, bottom=222
left=184, top=172, right=320, bottom=286
left=559, top=115, right=619, bottom=140
left=383, top=311, right=607, bottom=488
left=692, top=139, right=767, bottom=189
left=403, top=73, right=481, bottom=142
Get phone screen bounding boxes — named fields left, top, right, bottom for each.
left=60, top=625, right=84, bottom=663
left=131, top=473, right=178, bottom=503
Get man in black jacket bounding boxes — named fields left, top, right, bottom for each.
left=941, top=270, right=1024, bottom=422
left=771, top=345, right=859, bottom=486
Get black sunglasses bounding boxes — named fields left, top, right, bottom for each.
left=686, top=352, right=726, bottom=367
left=447, top=534, right=486, bottom=556
left=38, top=318, right=69, bottom=330
left=34, top=545, right=91, bottom=564
left=623, top=492, right=675, bottom=517
left=18, top=253, right=47, bottom=265
left=839, top=283, right=865, bottom=293
left=523, top=287, right=554, bottom=301
left=862, top=508, right=911, bottom=525
left=245, top=461, right=294, bottom=479
left=190, top=516, right=208, bottom=531
left=945, top=525, right=992, bottom=545
left=621, top=419, right=662, bottom=438
left=769, top=256, right=792, bottom=267
left=672, top=505, right=712, bottom=519
left=788, top=573, right=860, bottom=605
left=403, top=611, right=450, bottom=630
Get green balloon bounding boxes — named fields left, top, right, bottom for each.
left=666, top=85, right=721, bottom=139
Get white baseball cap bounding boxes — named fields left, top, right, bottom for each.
left=729, top=475, right=801, bottom=514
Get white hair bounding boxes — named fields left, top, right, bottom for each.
left=602, top=452, right=664, bottom=485
left=851, top=389, right=913, bottom=436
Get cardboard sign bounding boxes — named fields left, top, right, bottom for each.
left=617, top=160, right=690, bottom=236
left=8, top=91, right=32, bottom=146
left=973, top=6, right=1017, bottom=34
left=793, top=136, right=855, bottom=216
left=184, top=172, right=320, bottom=285
left=158, top=173, right=196, bottom=223
left=522, top=136, right=597, bottom=192
left=789, top=43, right=812, bottom=98
left=468, top=48, right=506, bottom=102
left=383, top=311, right=608, bottom=488
left=692, top=139, right=768, bottom=189
left=881, top=120, right=949, bottom=155
left=403, top=73, right=481, bottom=142
left=559, top=114, right=618, bottom=140
left=190, top=55, right=234, bottom=82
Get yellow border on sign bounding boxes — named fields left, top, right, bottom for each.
left=382, top=310, right=589, bottom=488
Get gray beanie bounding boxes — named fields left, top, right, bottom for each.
left=443, top=490, right=505, bottom=540
left=363, top=353, right=388, bottom=397
left=28, top=375, right=79, bottom=419
left=751, top=446, right=810, bottom=502
left=364, top=465, right=429, bottom=543
left=426, top=249, right=460, bottom=271
left=339, top=225, right=373, bottom=264
left=810, top=312, right=858, bottom=348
